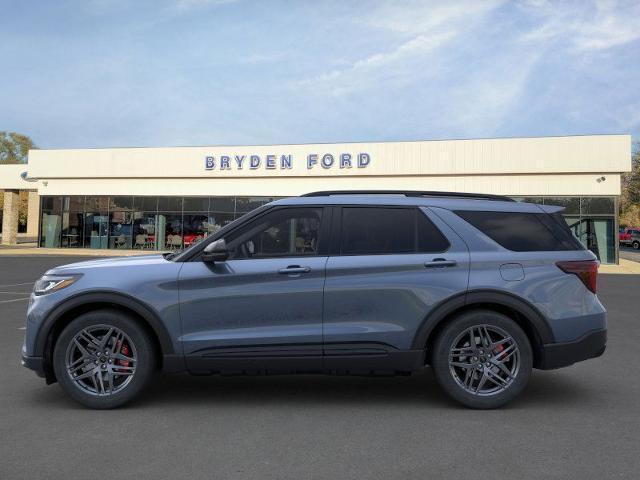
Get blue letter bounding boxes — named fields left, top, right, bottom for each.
left=307, top=154, right=318, bottom=169
left=280, top=154, right=292, bottom=169
left=358, top=153, right=371, bottom=168
left=266, top=154, right=276, bottom=169
left=205, top=156, right=215, bottom=170
left=340, top=153, right=352, bottom=168
left=250, top=155, right=261, bottom=169
left=321, top=154, right=334, bottom=169
left=220, top=155, right=230, bottom=170
left=235, top=155, right=246, bottom=169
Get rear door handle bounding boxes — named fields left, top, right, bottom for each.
left=278, top=265, right=311, bottom=274
left=424, top=258, right=457, bottom=268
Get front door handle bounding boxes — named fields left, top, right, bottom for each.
left=278, top=265, right=311, bottom=275
left=424, top=258, right=457, bottom=268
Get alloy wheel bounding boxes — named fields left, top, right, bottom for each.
left=65, top=324, right=137, bottom=396
left=448, top=324, right=520, bottom=396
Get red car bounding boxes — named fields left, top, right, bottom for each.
left=620, top=227, right=640, bottom=248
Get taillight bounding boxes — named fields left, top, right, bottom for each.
left=556, top=260, right=599, bottom=294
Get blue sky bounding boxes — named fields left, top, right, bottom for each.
left=1, top=0, right=639, bottom=149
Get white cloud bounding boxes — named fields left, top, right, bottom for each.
left=239, top=51, right=289, bottom=65
left=369, top=0, right=505, bottom=35
left=441, top=52, right=542, bottom=136
left=297, top=31, right=455, bottom=95
left=297, top=0, right=506, bottom=96
left=519, top=0, right=640, bottom=51
left=172, top=0, right=238, bottom=11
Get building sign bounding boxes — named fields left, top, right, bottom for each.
left=205, top=152, right=371, bottom=171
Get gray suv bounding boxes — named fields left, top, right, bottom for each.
left=22, top=191, right=607, bottom=409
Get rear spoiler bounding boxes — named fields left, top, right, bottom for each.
left=536, top=204, right=565, bottom=214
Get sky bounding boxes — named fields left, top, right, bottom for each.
left=1, top=0, right=639, bottom=149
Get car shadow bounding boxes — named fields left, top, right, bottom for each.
left=22, top=368, right=596, bottom=411
left=133, top=368, right=594, bottom=410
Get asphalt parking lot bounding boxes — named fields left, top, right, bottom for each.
left=621, top=245, right=640, bottom=263
left=1, top=256, right=639, bottom=479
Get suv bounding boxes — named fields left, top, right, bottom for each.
left=22, top=191, right=606, bottom=409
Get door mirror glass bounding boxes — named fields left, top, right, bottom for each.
left=202, top=238, right=229, bottom=262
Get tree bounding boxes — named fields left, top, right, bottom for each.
left=619, top=142, right=640, bottom=227
left=0, top=131, right=36, bottom=164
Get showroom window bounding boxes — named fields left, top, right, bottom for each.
left=40, top=195, right=280, bottom=250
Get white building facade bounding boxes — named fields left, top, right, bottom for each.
left=0, top=134, right=631, bottom=263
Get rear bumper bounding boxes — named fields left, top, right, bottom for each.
left=538, top=329, right=607, bottom=370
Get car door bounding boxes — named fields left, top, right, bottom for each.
left=178, top=205, right=330, bottom=373
left=322, top=205, right=469, bottom=370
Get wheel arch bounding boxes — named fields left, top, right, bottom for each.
left=413, top=290, right=555, bottom=369
left=37, top=292, right=177, bottom=382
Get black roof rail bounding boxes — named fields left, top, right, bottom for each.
left=300, top=190, right=515, bottom=202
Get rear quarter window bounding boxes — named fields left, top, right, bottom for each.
left=454, top=210, right=584, bottom=252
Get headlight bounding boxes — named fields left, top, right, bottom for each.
left=33, top=275, right=79, bottom=295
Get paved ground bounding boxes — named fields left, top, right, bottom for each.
left=1, top=256, right=639, bottom=479
left=620, top=245, right=640, bottom=263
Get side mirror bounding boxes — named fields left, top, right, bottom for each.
left=202, top=238, right=229, bottom=263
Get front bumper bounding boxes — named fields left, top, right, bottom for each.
left=21, top=352, right=46, bottom=378
left=538, top=329, right=607, bottom=370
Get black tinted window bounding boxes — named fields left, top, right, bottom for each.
left=341, top=208, right=449, bottom=255
left=455, top=210, right=584, bottom=252
left=227, top=208, right=323, bottom=259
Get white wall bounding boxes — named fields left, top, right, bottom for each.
left=1, top=135, right=631, bottom=196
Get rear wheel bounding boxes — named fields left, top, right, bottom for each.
left=53, top=310, right=156, bottom=409
left=633, top=241, right=640, bottom=250
left=431, top=310, right=532, bottom=409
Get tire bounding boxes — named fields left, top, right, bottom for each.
left=53, top=309, right=156, bottom=409
left=633, top=241, right=640, bottom=250
left=431, top=309, right=533, bottom=409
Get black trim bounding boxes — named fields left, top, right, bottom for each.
left=465, top=290, right=555, bottom=344
left=162, top=354, right=186, bottom=373
left=185, top=349, right=424, bottom=376
left=21, top=354, right=46, bottom=378
left=328, top=205, right=342, bottom=256
left=186, top=355, right=323, bottom=375
left=538, top=329, right=606, bottom=370
left=411, top=289, right=555, bottom=350
left=322, top=350, right=424, bottom=374
left=301, top=190, right=515, bottom=202
left=34, top=291, right=175, bottom=357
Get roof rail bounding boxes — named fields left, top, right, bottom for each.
left=300, top=190, right=515, bottom=202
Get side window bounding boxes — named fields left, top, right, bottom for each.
left=340, top=207, right=449, bottom=255
left=226, top=207, right=323, bottom=259
left=454, top=210, right=584, bottom=252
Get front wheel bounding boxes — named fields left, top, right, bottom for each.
left=431, top=310, right=533, bottom=409
left=633, top=241, right=640, bottom=250
left=53, top=310, right=156, bottom=409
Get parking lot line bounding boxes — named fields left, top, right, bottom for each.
left=0, top=291, right=31, bottom=295
left=0, top=297, right=30, bottom=304
left=0, top=282, right=34, bottom=288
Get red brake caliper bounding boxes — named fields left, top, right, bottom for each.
left=494, top=343, right=505, bottom=359
left=115, top=341, right=131, bottom=371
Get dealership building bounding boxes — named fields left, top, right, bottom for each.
left=0, top=134, right=631, bottom=263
